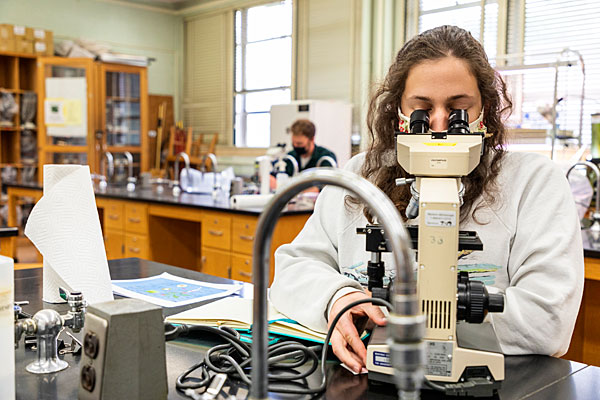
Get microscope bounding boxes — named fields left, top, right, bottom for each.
left=364, top=109, right=505, bottom=397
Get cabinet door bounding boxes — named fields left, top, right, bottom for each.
left=125, top=233, right=149, bottom=259
left=104, top=200, right=125, bottom=230
left=37, top=57, right=96, bottom=182
left=200, top=247, right=231, bottom=279
left=104, top=229, right=124, bottom=260
left=232, top=216, right=257, bottom=255
left=124, top=202, right=148, bottom=234
left=202, top=212, right=231, bottom=251
left=231, top=254, right=253, bottom=283
left=99, top=63, right=148, bottom=173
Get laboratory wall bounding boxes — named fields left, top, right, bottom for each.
left=0, top=0, right=184, bottom=115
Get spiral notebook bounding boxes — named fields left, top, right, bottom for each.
left=165, top=297, right=330, bottom=343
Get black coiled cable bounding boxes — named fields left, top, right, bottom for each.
left=167, top=297, right=395, bottom=396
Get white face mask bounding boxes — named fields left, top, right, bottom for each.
left=397, top=108, right=487, bottom=135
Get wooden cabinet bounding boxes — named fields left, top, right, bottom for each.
left=198, top=211, right=310, bottom=284
left=0, top=51, right=38, bottom=183
left=231, top=253, right=253, bottom=282
left=35, top=57, right=148, bottom=183
left=36, top=57, right=97, bottom=181
left=125, top=232, right=148, bottom=258
left=98, top=198, right=148, bottom=260
left=200, top=211, right=232, bottom=279
left=104, top=228, right=124, bottom=260
left=97, top=63, right=149, bottom=176
left=202, top=212, right=232, bottom=251
left=200, top=247, right=231, bottom=279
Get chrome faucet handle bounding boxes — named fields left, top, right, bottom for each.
left=98, top=175, right=108, bottom=191
left=127, top=176, right=136, bottom=192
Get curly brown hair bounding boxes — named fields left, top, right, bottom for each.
left=354, top=25, right=512, bottom=223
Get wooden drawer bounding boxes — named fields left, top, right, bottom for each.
left=104, top=201, right=124, bottom=230
left=202, top=212, right=231, bottom=251
left=125, top=233, right=149, bottom=259
left=231, top=254, right=253, bottom=283
left=232, top=216, right=257, bottom=255
left=200, top=247, right=231, bottom=279
left=125, top=202, right=148, bottom=234
left=104, top=229, right=124, bottom=260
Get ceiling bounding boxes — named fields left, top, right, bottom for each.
left=116, top=0, right=213, bottom=11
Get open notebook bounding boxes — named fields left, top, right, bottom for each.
left=166, top=297, right=332, bottom=343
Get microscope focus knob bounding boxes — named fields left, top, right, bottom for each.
left=457, top=276, right=504, bottom=323
left=487, top=293, right=505, bottom=314
left=466, top=281, right=486, bottom=323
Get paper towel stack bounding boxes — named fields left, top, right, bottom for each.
left=25, top=165, right=113, bottom=304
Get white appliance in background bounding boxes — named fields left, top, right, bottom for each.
left=270, top=100, right=352, bottom=168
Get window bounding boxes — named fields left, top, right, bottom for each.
left=504, top=0, right=600, bottom=146
left=418, top=0, right=499, bottom=63
left=234, top=0, right=293, bottom=148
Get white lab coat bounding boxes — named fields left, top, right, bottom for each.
left=271, top=151, right=584, bottom=356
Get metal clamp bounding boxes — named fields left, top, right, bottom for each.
left=15, top=287, right=87, bottom=374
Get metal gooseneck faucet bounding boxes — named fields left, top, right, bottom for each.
left=316, top=155, right=337, bottom=168
left=173, top=152, right=191, bottom=196
left=250, top=168, right=424, bottom=400
left=283, top=154, right=299, bottom=176
left=99, top=151, right=114, bottom=191
left=567, top=160, right=600, bottom=231
left=123, top=151, right=136, bottom=192
left=203, top=153, right=220, bottom=197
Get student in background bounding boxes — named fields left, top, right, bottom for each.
left=285, top=119, right=337, bottom=176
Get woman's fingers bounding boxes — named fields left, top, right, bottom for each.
left=331, top=329, right=364, bottom=373
left=360, top=303, right=387, bottom=326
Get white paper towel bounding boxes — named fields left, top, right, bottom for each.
left=24, top=165, right=114, bottom=304
left=230, top=194, right=274, bottom=210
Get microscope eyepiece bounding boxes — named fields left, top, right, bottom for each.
left=448, top=109, right=470, bottom=134
left=409, top=110, right=430, bottom=133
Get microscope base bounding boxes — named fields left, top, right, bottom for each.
left=366, top=323, right=504, bottom=397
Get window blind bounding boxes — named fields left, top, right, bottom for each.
left=418, top=0, right=499, bottom=63
left=184, top=12, right=232, bottom=145
left=506, top=0, right=600, bottom=145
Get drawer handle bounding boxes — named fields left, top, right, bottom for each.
left=131, top=237, right=138, bottom=242
left=108, top=215, right=119, bottom=220
left=128, top=247, right=140, bottom=254
left=239, top=235, right=254, bottom=241
left=238, top=271, right=252, bottom=278
left=128, top=217, right=141, bottom=223
left=208, top=229, right=224, bottom=237
left=201, top=256, right=207, bottom=265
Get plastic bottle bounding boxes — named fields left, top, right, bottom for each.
left=0, top=255, right=15, bottom=399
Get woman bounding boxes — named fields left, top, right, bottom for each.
left=270, top=25, right=584, bottom=374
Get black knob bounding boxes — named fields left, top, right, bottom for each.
left=410, top=110, right=430, bottom=133
left=448, top=109, right=470, bottom=134
left=81, top=364, right=96, bottom=392
left=457, top=273, right=504, bottom=323
left=488, top=293, right=505, bottom=313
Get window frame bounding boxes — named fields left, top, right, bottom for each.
left=233, top=0, right=295, bottom=148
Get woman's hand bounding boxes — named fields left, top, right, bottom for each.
left=328, top=291, right=386, bottom=373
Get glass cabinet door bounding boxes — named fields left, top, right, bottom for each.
left=105, top=71, right=141, bottom=147
left=99, top=64, right=148, bottom=180
left=37, top=57, right=95, bottom=182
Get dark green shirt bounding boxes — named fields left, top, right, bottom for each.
left=285, top=145, right=337, bottom=176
